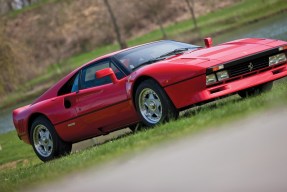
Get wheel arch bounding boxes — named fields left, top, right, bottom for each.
left=131, top=75, right=176, bottom=109
left=132, top=76, right=158, bottom=105
left=27, top=113, right=51, bottom=142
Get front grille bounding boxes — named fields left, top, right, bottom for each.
left=206, top=47, right=287, bottom=87
left=227, top=56, right=269, bottom=78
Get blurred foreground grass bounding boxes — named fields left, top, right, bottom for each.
left=1, top=77, right=287, bottom=192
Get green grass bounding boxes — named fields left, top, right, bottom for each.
left=0, top=132, right=39, bottom=166
left=1, top=0, right=286, bottom=110
left=1, top=78, right=287, bottom=191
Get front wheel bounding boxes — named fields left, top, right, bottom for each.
left=135, top=79, right=178, bottom=127
left=30, top=116, right=72, bottom=162
left=238, top=82, right=273, bottom=98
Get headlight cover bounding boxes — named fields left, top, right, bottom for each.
left=216, top=70, right=229, bottom=81
left=269, top=53, right=287, bottom=66
left=206, top=74, right=217, bottom=85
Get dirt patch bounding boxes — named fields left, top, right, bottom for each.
left=0, top=159, right=29, bottom=171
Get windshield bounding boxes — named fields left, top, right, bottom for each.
left=114, top=40, right=200, bottom=71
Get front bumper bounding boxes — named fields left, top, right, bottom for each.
left=165, top=63, right=287, bottom=109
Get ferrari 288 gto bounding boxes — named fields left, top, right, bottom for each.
left=13, top=38, right=287, bottom=161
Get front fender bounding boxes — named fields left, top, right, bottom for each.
left=126, top=62, right=205, bottom=96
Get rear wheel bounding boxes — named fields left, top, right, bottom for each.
left=135, top=79, right=178, bottom=127
left=30, top=116, right=72, bottom=162
left=238, top=82, right=273, bottom=98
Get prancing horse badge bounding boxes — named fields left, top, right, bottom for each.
left=248, top=62, right=254, bottom=71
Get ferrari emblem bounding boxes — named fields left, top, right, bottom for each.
left=248, top=62, right=254, bottom=71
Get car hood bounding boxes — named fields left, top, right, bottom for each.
left=171, top=38, right=283, bottom=68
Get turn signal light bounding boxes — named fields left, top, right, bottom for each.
left=279, top=45, right=287, bottom=51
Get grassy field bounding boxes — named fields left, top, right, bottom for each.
left=1, top=78, right=287, bottom=191
left=1, top=0, right=286, bottom=109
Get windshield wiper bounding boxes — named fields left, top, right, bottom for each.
left=132, top=47, right=194, bottom=71
left=159, top=47, right=191, bottom=58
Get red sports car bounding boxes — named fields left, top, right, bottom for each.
left=13, top=38, right=287, bottom=161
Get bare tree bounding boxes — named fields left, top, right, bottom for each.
left=103, top=0, right=127, bottom=49
left=0, top=0, right=13, bottom=14
left=185, top=0, right=201, bottom=38
left=6, top=0, right=13, bottom=10
left=138, top=0, right=168, bottom=39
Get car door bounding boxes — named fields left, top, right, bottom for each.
left=73, top=58, right=138, bottom=138
left=53, top=72, right=84, bottom=141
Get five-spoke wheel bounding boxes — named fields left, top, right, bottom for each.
left=139, top=88, right=163, bottom=124
left=30, top=116, right=72, bottom=162
left=33, top=124, right=53, bottom=157
left=135, top=79, right=178, bottom=127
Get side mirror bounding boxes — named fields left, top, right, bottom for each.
left=95, top=68, right=118, bottom=84
left=204, top=37, right=213, bottom=48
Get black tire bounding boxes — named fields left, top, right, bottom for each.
left=238, top=82, right=273, bottom=98
left=30, top=116, right=72, bottom=162
left=135, top=79, right=179, bottom=127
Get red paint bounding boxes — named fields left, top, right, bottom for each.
left=13, top=38, right=287, bottom=145
left=96, top=68, right=118, bottom=84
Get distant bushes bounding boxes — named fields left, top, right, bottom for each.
left=0, top=0, right=237, bottom=97
left=0, top=23, right=35, bottom=95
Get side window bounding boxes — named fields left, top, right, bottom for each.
left=58, top=73, right=80, bottom=96
left=71, top=74, right=79, bottom=93
left=81, top=60, right=124, bottom=89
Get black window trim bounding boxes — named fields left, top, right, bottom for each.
left=72, top=72, right=80, bottom=93
left=110, top=56, right=131, bottom=75
left=77, top=70, right=83, bottom=91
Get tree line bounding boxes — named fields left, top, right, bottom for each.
left=0, top=0, right=236, bottom=97
left=1, top=0, right=201, bottom=49
left=104, top=0, right=200, bottom=49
